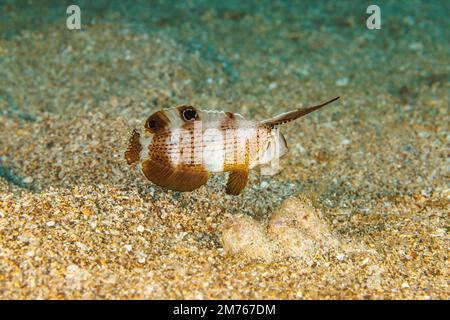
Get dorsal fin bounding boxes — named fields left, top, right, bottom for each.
left=261, top=96, right=340, bottom=127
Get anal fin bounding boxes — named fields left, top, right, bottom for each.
left=226, top=168, right=249, bottom=195
left=142, top=159, right=209, bottom=192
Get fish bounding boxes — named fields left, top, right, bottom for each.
left=125, top=96, right=340, bottom=195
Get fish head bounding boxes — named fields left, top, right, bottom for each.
left=124, top=105, right=205, bottom=167
left=124, top=105, right=216, bottom=192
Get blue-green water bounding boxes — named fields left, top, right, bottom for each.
left=1, top=0, right=448, bottom=114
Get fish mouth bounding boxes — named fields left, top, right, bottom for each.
left=124, top=129, right=143, bottom=165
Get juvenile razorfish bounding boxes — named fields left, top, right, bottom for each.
left=125, top=96, right=340, bottom=195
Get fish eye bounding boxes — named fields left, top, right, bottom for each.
left=146, top=119, right=157, bottom=129
left=182, top=108, right=198, bottom=121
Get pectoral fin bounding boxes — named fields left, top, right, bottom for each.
left=259, top=159, right=282, bottom=176
left=142, top=159, right=209, bottom=192
left=226, top=168, right=249, bottom=195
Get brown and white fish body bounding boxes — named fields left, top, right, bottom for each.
left=125, top=96, right=339, bottom=195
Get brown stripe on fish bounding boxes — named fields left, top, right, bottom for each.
left=148, top=133, right=170, bottom=163
left=225, top=112, right=234, bottom=120
left=179, top=134, right=185, bottom=163
left=145, top=110, right=171, bottom=134
left=233, top=133, right=238, bottom=165
left=190, top=128, right=195, bottom=165
left=220, top=111, right=239, bottom=130
left=124, top=129, right=142, bottom=165
left=254, top=125, right=271, bottom=162
left=177, top=106, right=201, bottom=165
left=245, top=138, right=250, bottom=165
left=182, top=123, right=196, bottom=165
left=220, top=111, right=239, bottom=170
left=255, top=127, right=261, bottom=162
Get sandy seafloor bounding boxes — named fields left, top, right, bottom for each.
left=0, top=0, right=448, bottom=299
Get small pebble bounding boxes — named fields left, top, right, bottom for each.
left=403, top=16, right=415, bottom=27
left=138, top=257, right=146, bottom=264
left=408, top=42, right=423, bottom=51
left=336, top=77, right=349, bottom=86
left=336, top=254, right=345, bottom=261
left=46, top=221, right=55, bottom=227
left=431, top=229, right=446, bottom=237
left=294, top=144, right=306, bottom=154
left=296, top=67, right=309, bottom=76
left=23, top=177, right=33, bottom=184
left=418, top=131, right=430, bottom=139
